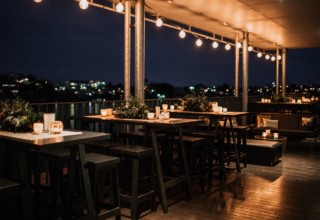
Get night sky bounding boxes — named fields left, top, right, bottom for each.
left=1, top=0, right=320, bottom=87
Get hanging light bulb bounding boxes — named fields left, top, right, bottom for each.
left=179, top=30, right=186, bottom=39
left=257, top=52, right=262, bottom=58
left=212, top=41, right=219, bottom=48
left=79, top=0, right=89, bottom=9
left=236, top=42, right=242, bottom=48
left=248, top=45, right=253, bottom=52
left=116, top=2, right=124, bottom=12
left=196, top=38, right=203, bottom=47
left=225, top=43, right=231, bottom=50
left=155, top=17, right=163, bottom=27
left=278, top=55, right=282, bottom=60
left=34, top=0, right=42, bottom=3
left=265, top=54, right=270, bottom=60
left=271, top=56, right=276, bottom=61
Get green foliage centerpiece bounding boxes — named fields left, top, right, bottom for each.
left=180, top=92, right=212, bottom=112
left=0, top=97, right=43, bottom=132
left=114, top=96, right=149, bottom=119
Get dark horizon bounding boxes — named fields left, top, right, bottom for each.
left=1, top=0, right=320, bottom=87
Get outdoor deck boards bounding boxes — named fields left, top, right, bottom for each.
left=124, top=139, right=320, bottom=220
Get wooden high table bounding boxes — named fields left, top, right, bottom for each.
left=168, top=110, right=249, bottom=173
left=0, top=130, right=111, bottom=219
left=82, top=115, right=202, bottom=213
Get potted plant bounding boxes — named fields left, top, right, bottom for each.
left=0, top=97, right=43, bottom=132
left=180, top=92, right=212, bottom=112
left=113, top=96, right=149, bottom=119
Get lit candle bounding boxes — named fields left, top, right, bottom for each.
left=107, top=108, right=113, bottom=116
left=100, top=109, right=107, bottom=117
left=162, top=104, right=168, bottom=112
left=50, top=121, right=63, bottom=134
left=155, top=106, right=160, bottom=118
left=33, top=122, right=44, bottom=134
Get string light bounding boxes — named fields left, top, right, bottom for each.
left=155, top=17, right=163, bottom=27
left=79, top=0, right=89, bottom=10
left=76, top=1, right=280, bottom=63
left=179, top=30, right=186, bottom=39
left=196, top=38, right=203, bottom=47
left=225, top=43, right=231, bottom=50
left=115, top=2, right=124, bottom=13
left=212, top=41, right=219, bottom=48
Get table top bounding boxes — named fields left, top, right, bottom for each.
left=0, top=130, right=110, bottom=149
left=254, top=135, right=287, bottom=141
left=83, top=115, right=202, bottom=127
left=167, top=110, right=249, bottom=117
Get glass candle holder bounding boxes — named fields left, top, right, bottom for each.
left=100, top=109, right=108, bottom=117
left=155, top=106, right=160, bottom=118
left=50, top=121, right=64, bottom=134
left=33, top=122, right=44, bottom=134
left=43, top=113, right=55, bottom=133
left=262, top=132, right=267, bottom=138
left=107, top=108, right=113, bottom=116
left=162, top=104, right=168, bottom=112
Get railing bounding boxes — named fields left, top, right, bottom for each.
left=30, top=96, right=247, bottom=129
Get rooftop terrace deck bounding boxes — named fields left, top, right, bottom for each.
left=123, top=138, right=320, bottom=220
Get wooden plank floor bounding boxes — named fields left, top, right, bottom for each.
left=121, top=138, right=320, bottom=220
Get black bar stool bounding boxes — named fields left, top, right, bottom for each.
left=85, top=153, right=121, bottom=220
left=110, top=145, right=155, bottom=220
left=172, top=135, right=206, bottom=191
left=30, top=147, right=70, bottom=206
left=85, top=140, right=123, bottom=154
left=0, top=178, right=22, bottom=219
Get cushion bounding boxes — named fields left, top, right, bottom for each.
left=262, top=118, right=279, bottom=128
left=218, top=117, right=238, bottom=127
left=256, top=114, right=271, bottom=127
left=301, top=116, right=315, bottom=130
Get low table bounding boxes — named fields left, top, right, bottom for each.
left=246, top=139, right=282, bottom=166
left=254, top=135, right=287, bottom=154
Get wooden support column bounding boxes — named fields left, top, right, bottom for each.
left=134, top=0, right=145, bottom=101
left=124, top=0, right=131, bottom=102
left=276, top=48, right=279, bottom=95
left=242, top=32, right=249, bottom=113
left=282, top=48, right=287, bottom=97
left=235, top=33, right=240, bottom=97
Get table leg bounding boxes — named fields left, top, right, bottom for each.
left=65, top=144, right=95, bottom=219
left=150, top=128, right=168, bottom=213
left=228, top=117, right=241, bottom=173
left=17, top=149, right=34, bottom=219
left=177, top=126, right=192, bottom=199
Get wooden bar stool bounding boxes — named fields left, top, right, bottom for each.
left=30, top=147, right=70, bottom=205
left=110, top=145, right=155, bottom=220
left=85, top=140, right=123, bottom=154
left=191, top=130, right=226, bottom=186
left=0, top=178, right=22, bottom=219
left=85, top=153, right=121, bottom=220
left=172, top=135, right=206, bottom=191
left=224, top=125, right=249, bottom=168
left=120, top=131, right=167, bottom=146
